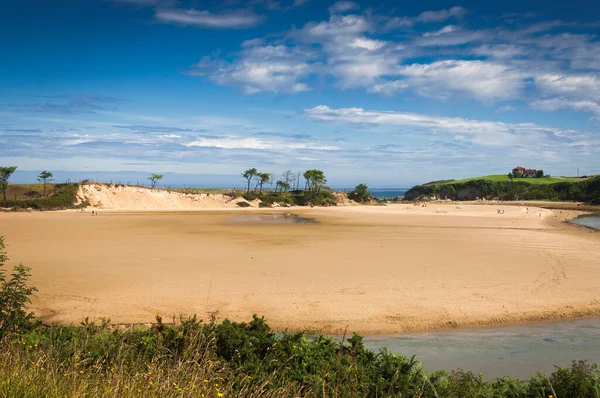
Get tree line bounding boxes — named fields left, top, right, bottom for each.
left=241, top=168, right=328, bottom=194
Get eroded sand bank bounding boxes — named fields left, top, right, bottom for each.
left=1, top=203, right=599, bottom=334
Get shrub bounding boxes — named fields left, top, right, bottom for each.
left=0, top=237, right=38, bottom=337
left=237, top=201, right=251, bottom=208
left=349, top=183, right=372, bottom=203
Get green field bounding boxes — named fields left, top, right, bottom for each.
left=429, top=174, right=593, bottom=186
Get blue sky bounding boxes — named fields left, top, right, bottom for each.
left=1, top=0, right=599, bottom=187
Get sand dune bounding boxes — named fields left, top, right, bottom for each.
left=76, top=183, right=260, bottom=210
left=1, top=203, right=599, bottom=335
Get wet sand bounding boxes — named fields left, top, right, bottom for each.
left=1, top=203, right=599, bottom=334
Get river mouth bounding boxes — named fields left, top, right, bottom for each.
left=570, top=214, right=600, bottom=230
left=229, top=213, right=319, bottom=225
left=333, top=318, right=600, bottom=380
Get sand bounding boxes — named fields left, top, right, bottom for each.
left=1, top=203, right=599, bottom=335
left=76, top=183, right=263, bottom=210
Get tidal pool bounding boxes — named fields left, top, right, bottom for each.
left=570, top=214, right=600, bottom=230
left=359, top=318, right=600, bottom=379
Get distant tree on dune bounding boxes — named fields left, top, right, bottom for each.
left=37, top=170, right=54, bottom=197
left=242, top=168, right=258, bottom=193
left=257, top=173, right=271, bottom=193
left=282, top=170, right=296, bottom=192
left=0, top=166, right=17, bottom=202
left=303, top=169, right=327, bottom=194
left=349, top=183, right=372, bottom=202
left=148, top=173, right=164, bottom=189
left=536, top=170, right=545, bottom=178
left=275, top=180, right=290, bottom=193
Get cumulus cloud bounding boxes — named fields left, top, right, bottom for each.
left=187, top=44, right=316, bottom=93
left=155, top=8, right=264, bottom=29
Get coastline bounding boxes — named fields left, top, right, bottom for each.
left=1, top=202, right=599, bottom=336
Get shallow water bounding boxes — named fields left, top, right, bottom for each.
left=229, top=214, right=319, bottom=225
left=359, top=318, right=600, bottom=379
left=570, top=215, right=600, bottom=230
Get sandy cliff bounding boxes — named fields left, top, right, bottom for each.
left=76, top=184, right=259, bottom=210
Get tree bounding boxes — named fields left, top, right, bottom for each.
left=257, top=172, right=271, bottom=193
left=282, top=170, right=296, bottom=192
left=275, top=180, right=290, bottom=193
left=303, top=169, right=327, bottom=194
left=242, top=168, right=258, bottom=193
left=148, top=173, right=164, bottom=189
left=0, top=166, right=17, bottom=202
left=507, top=173, right=514, bottom=182
left=536, top=169, right=545, bottom=178
left=37, top=170, right=54, bottom=197
left=349, top=183, right=372, bottom=202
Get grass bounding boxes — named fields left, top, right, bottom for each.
left=433, top=174, right=594, bottom=186
left=1, top=183, right=81, bottom=210
left=164, top=187, right=244, bottom=196
left=3, top=183, right=62, bottom=201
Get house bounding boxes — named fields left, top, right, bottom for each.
left=512, top=166, right=537, bottom=177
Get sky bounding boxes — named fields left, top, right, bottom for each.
left=1, top=0, right=599, bottom=187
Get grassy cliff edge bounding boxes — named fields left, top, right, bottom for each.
left=404, top=175, right=600, bottom=203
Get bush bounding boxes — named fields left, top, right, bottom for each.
left=237, top=201, right=251, bottom=208
left=1, top=183, right=79, bottom=210
left=349, top=183, right=372, bottom=203
left=0, top=237, right=38, bottom=337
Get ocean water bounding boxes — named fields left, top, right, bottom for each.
left=570, top=215, right=600, bottom=230
left=358, top=318, right=600, bottom=380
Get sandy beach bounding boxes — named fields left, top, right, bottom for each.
left=1, top=202, right=599, bottom=335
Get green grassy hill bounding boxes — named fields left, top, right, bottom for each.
left=406, top=174, right=600, bottom=203
left=426, top=174, right=590, bottom=185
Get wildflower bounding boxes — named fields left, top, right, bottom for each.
left=80, top=370, right=84, bottom=374
left=137, top=389, right=141, bottom=393
left=217, top=393, right=224, bottom=397
left=203, top=379, right=209, bottom=383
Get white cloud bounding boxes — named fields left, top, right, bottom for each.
left=473, top=44, right=525, bottom=59
left=534, top=73, right=600, bottom=100
left=300, top=14, right=372, bottom=39
left=398, top=60, right=527, bottom=101
left=423, top=25, right=458, bottom=37
left=188, top=44, right=316, bottom=93
left=368, top=80, right=408, bottom=96
left=416, top=6, right=466, bottom=22
left=328, top=1, right=359, bottom=14
left=303, top=105, right=582, bottom=147
left=186, top=136, right=339, bottom=150
left=155, top=8, right=264, bottom=29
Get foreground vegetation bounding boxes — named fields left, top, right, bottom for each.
left=405, top=175, right=600, bottom=204
left=2, top=237, right=600, bottom=397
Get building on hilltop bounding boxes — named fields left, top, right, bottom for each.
left=512, top=166, right=537, bottom=177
